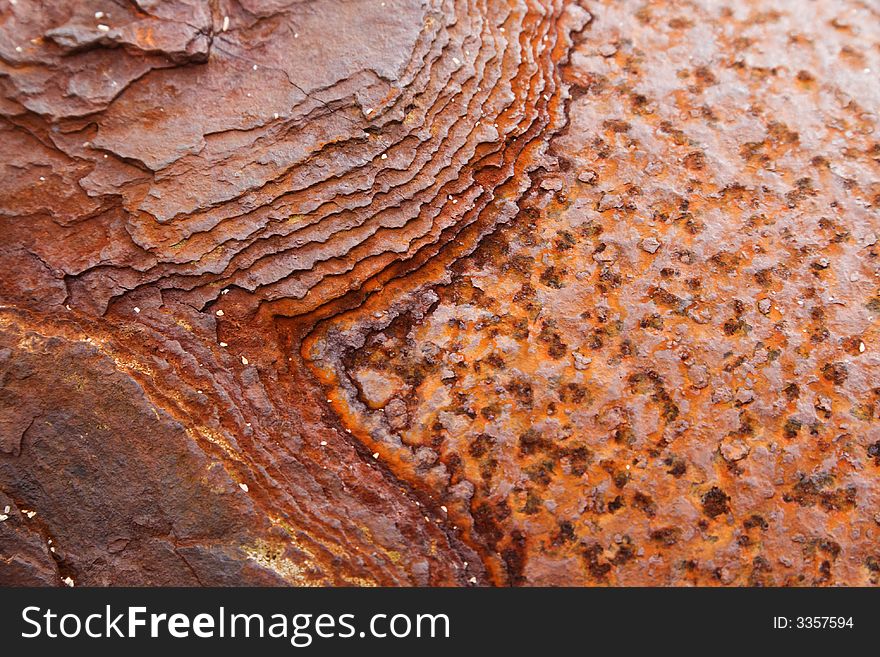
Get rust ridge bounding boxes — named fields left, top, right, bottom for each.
left=0, top=0, right=877, bottom=587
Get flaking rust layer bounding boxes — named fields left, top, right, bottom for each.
left=1, top=0, right=878, bottom=586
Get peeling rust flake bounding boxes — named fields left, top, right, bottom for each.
left=1, top=0, right=879, bottom=587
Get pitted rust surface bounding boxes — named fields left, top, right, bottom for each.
left=1, top=0, right=878, bottom=586
left=305, top=0, right=880, bottom=585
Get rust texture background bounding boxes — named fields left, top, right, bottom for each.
left=1, top=0, right=879, bottom=586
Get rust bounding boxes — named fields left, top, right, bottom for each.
left=1, top=0, right=879, bottom=587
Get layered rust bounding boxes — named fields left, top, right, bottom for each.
left=2, top=0, right=879, bottom=586
left=0, top=0, right=587, bottom=586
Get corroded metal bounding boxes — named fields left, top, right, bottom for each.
left=1, top=0, right=878, bottom=586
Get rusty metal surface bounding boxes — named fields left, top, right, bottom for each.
left=1, top=0, right=879, bottom=586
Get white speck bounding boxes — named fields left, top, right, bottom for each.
left=469, top=576, right=477, bottom=584
left=133, top=306, right=140, bottom=314
left=221, top=288, right=229, bottom=295
left=239, top=483, right=249, bottom=492
left=241, top=356, right=249, bottom=365
left=246, top=93, right=251, bottom=98
left=294, top=33, right=299, bottom=38
left=625, top=464, right=631, bottom=470
left=320, top=440, right=327, bottom=446
left=95, top=11, right=104, bottom=19
left=859, top=342, right=866, bottom=352
left=440, top=505, right=448, bottom=513
left=453, top=57, right=461, bottom=66
left=865, top=68, right=872, bottom=74
left=253, top=64, right=258, bottom=71
left=50, top=546, right=55, bottom=552
left=215, top=309, right=224, bottom=316
left=345, top=428, right=351, bottom=434
left=3, top=506, right=8, bottom=514
left=63, top=577, right=74, bottom=587
left=222, top=16, right=230, bottom=32
left=15, top=46, right=22, bottom=53
left=97, top=24, right=110, bottom=32
left=39, top=176, right=45, bottom=181
left=381, top=153, right=388, bottom=160
left=365, top=107, right=373, bottom=115
left=25, top=510, right=36, bottom=519
left=197, top=389, right=202, bottom=394
left=273, top=112, right=279, bottom=119
left=372, top=452, right=379, bottom=459
left=849, top=272, right=859, bottom=282
left=0, top=515, right=7, bottom=522
left=219, top=341, right=228, bottom=347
